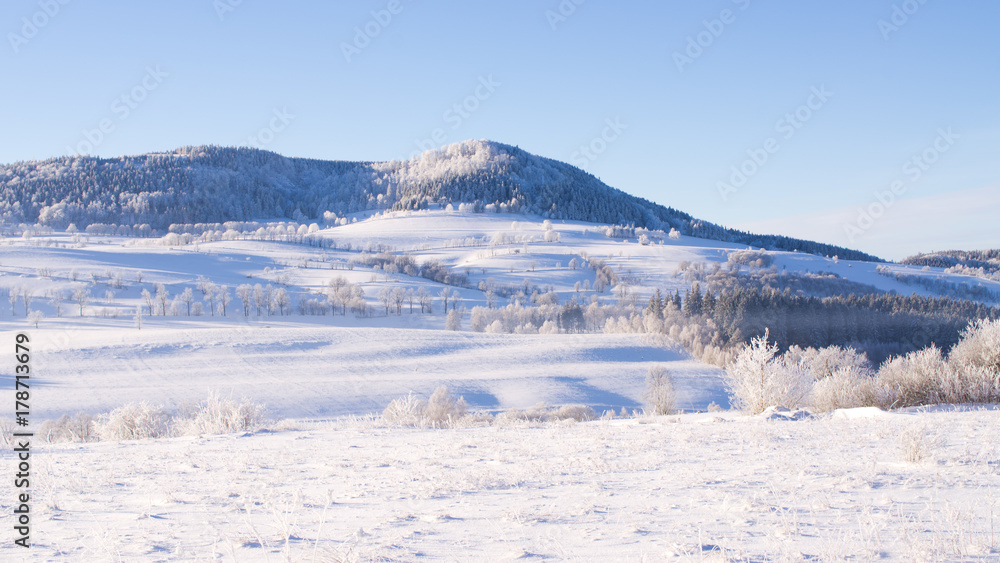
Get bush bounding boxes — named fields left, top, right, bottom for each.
left=724, top=329, right=810, bottom=414
left=494, top=403, right=596, bottom=424
left=381, top=387, right=469, bottom=427
left=176, top=392, right=268, bottom=435
left=38, top=412, right=96, bottom=443
left=445, top=310, right=462, bottom=331
left=875, top=346, right=948, bottom=409
left=94, top=401, right=173, bottom=441
left=423, top=386, right=468, bottom=426
left=809, top=366, right=879, bottom=412
left=949, top=318, right=1000, bottom=375
left=381, top=393, right=426, bottom=427
left=645, top=365, right=676, bottom=415
left=786, top=345, right=871, bottom=381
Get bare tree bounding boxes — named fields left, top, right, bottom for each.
left=236, top=284, right=252, bottom=317
left=73, top=287, right=90, bottom=316
left=217, top=285, right=232, bottom=316
left=252, top=284, right=265, bottom=316
left=49, top=289, right=65, bottom=317
left=439, top=287, right=453, bottom=312
left=27, top=310, right=43, bottom=329
left=22, top=286, right=33, bottom=316
left=418, top=287, right=432, bottom=314
left=154, top=283, right=169, bottom=316
left=203, top=283, right=216, bottom=316
left=273, top=287, right=290, bottom=315
left=392, top=287, right=405, bottom=315
left=141, top=288, right=154, bottom=316
left=645, top=365, right=676, bottom=415
left=180, top=287, right=194, bottom=316
left=378, top=286, right=393, bottom=315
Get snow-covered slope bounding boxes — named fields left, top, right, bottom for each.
left=3, top=209, right=998, bottom=420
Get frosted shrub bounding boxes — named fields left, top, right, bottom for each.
left=495, top=403, right=596, bottom=424
left=445, top=309, right=462, bottom=331
left=724, top=330, right=810, bottom=414
left=939, top=363, right=998, bottom=404
left=538, top=320, right=559, bottom=334
left=786, top=345, right=871, bottom=381
left=810, top=366, right=878, bottom=412
left=875, top=346, right=947, bottom=409
left=177, top=392, right=268, bottom=435
left=949, top=318, right=1000, bottom=375
left=38, top=412, right=96, bottom=443
left=947, top=318, right=1000, bottom=402
left=381, top=393, right=426, bottom=427
left=381, top=387, right=469, bottom=428
left=95, top=401, right=173, bottom=441
left=645, top=365, right=676, bottom=415
left=423, top=386, right=468, bottom=426
left=553, top=404, right=596, bottom=422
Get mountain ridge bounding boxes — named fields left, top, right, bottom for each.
left=0, top=139, right=883, bottom=262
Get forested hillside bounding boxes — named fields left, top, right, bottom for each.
left=0, top=140, right=882, bottom=261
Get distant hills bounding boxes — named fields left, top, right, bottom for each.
left=0, top=139, right=882, bottom=262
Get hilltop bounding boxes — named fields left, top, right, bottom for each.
left=0, top=140, right=882, bottom=261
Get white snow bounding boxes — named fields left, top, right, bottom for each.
left=1, top=209, right=998, bottom=560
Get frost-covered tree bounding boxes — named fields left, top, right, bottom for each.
left=217, top=285, right=231, bottom=317
left=439, top=287, right=453, bottom=312
left=273, top=287, right=290, bottom=315
left=645, top=365, right=676, bottom=415
left=725, top=329, right=810, bottom=414
left=154, top=283, right=169, bottom=316
left=180, top=288, right=194, bottom=316
left=73, top=287, right=90, bottom=317
left=445, top=309, right=462, bottom=331
left=27, top=310, right=43, bottom=328
left=236, top=284, right=252, bottom=317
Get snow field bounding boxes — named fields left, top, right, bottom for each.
left=21, top=326, right=728, bottom=421
left=3, top=407, right=997, bottom=561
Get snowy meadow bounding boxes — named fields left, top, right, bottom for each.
left=1, top=209, right=998, bottom=561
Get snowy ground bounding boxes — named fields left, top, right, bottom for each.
left=3, top=406, right=998, bottom=561
left=22, top=326, right=727, bottom=420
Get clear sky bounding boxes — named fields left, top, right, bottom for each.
left=3, top=0, right=998, bottom=260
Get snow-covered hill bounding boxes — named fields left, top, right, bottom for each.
left=0, top=140, right=882, bottom=261
left=3, top=209, right=998, bottom=420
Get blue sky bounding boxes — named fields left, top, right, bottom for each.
left=3, top=0, right=998, bottom=260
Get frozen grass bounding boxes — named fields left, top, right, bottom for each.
left=5, top=407, right=999, bottom=561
